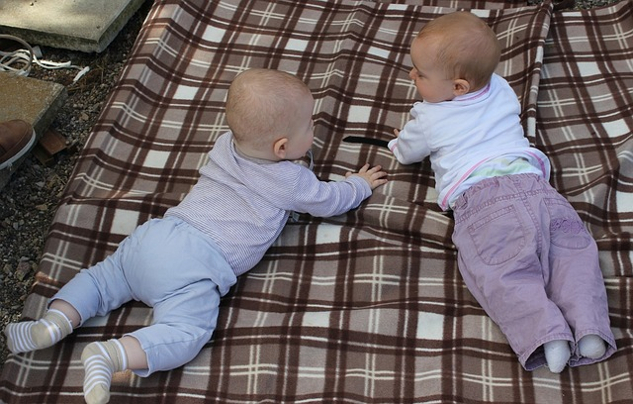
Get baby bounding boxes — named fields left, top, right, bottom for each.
left=4, top=68, right=388, bottom=403
left=389, top=11, right=615, bottom=373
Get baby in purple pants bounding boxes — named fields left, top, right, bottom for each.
left=388, top=11, right=616, bottom=372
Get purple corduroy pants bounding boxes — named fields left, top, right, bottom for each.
left=452, top=173, right=616, bottom=370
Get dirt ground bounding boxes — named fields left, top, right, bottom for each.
left=0, top=1, right=152, bottom=370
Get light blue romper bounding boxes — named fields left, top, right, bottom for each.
left=52, top=131, right=372, bottom=376
left=53, top=216, right=237, bottom=376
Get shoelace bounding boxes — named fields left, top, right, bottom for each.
left=0, top=34, right=89, bottom=82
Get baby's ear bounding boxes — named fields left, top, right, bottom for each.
left=453, top=79, right=470, bottom=96
left=273, top=137, right=289, bottom=160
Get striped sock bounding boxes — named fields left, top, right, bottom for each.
left=3, top=309, right=73, bottom=353
left=81, top=339, right=127, bottom=404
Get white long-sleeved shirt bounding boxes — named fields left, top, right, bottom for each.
left=166, top=132, right=371, bottom=275
left=388, top=73, right=550, bottom=210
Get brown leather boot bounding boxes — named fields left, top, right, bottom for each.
left=0, top=120, right=36, bottom=170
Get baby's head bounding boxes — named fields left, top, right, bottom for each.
left=409, top=11, right=501, bottom=103
left=226, top=68, right=315, bottom=161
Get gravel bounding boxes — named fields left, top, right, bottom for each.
left=0, top=2, right=151, bottom=369
left=0, top=0, right=620, bottom=373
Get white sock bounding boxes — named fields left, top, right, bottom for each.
left=3, top=309, right=73, bottom=353
left=544, top=340, right=571, bottom=373
left=578, top=334, right=606, bottom=359
left=81, top=339, right=127, bottom=404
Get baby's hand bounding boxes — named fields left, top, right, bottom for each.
left=393, top=128, right=400, bottom=137
left=346, top=163, right=388, bottom=190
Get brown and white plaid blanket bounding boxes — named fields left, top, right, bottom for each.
left=2, top=0, right=632, bottom=402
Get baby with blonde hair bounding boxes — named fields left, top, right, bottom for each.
left=415, top=11, right=500, bottom=92
left=389, top=11, right=615, bottom=373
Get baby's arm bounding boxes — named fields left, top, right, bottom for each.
left=287, top=163, right=387, bottom=218
left=389, top=118, right=429, bottom=165
left=345, top=164, right=388, bottom=190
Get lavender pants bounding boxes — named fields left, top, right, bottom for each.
left=452, top=173, right=615, bottom=370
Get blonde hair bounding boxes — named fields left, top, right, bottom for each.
left=417, top=11, right=501, bottom=91
left=225, top=68, right=311, bottom=148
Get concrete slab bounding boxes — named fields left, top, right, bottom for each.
left=0, top=0, right=146, bottom=53
left=0, top=72, right=67, bottom=189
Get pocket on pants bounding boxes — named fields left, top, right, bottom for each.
left=544, top=197, right=592, bottom=250
left=467, top=205, right=527, bottom=265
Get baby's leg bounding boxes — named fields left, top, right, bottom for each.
left=79, top=279, right=222, bottom=403
left=545, top=196, right=615, bottom=364
left=131, top=280, right=222, bottom=374
left=5, top=230, right=140, bottom=356
left=3, top=300, right=78, bottom=353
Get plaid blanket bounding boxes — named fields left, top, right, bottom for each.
left=2, top=0, right=632, bottom=402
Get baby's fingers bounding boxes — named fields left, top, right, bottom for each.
left=367, top=164, right=383, bottom=174
left=356, top=163, right=372, bottom=174
left=371, top=169, right=388, bottom=179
